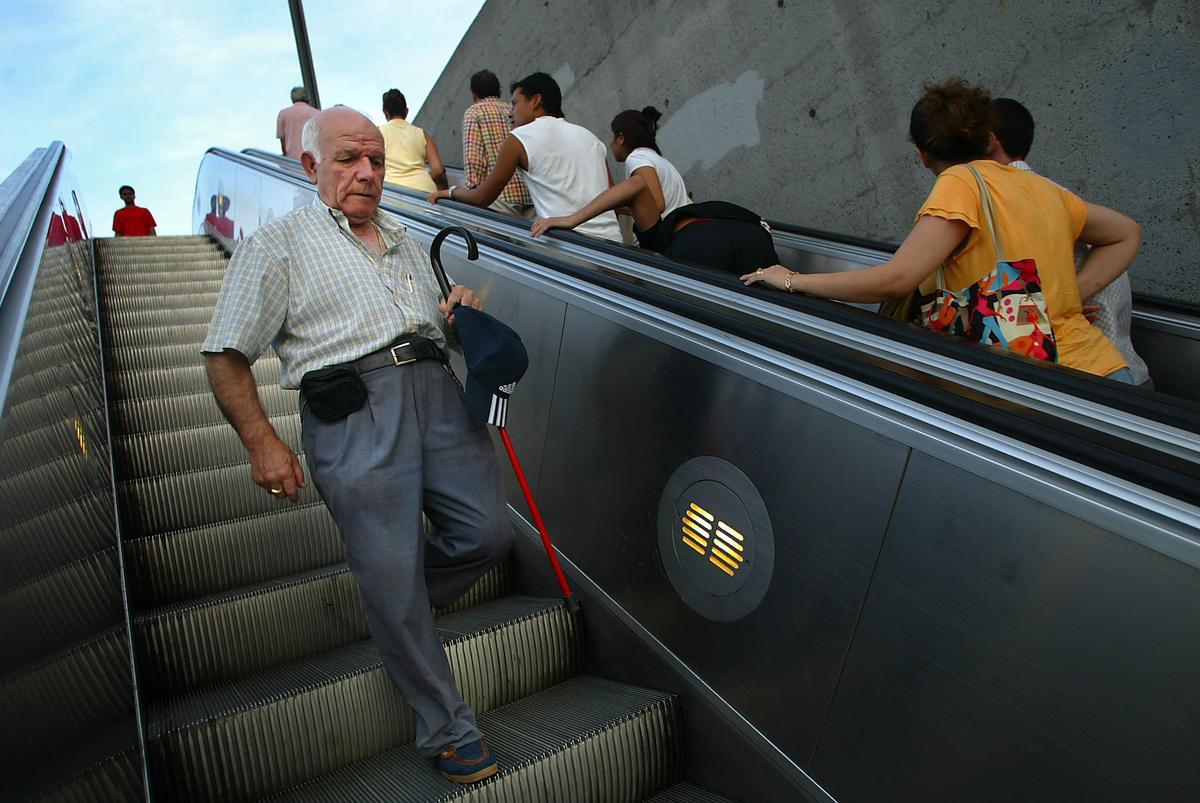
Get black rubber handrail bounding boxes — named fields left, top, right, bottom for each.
left=236, top=148, right=1200, bottom=431
left=210, top=148, right=1200, bottom=504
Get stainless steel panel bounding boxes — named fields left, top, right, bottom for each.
left=536, top=304, right=911, bottom=764
left=1132, top=321, right=1200, bottom=401
left=813, top=449, right=1200, bottom=803
left=0, top=151, right=144, bottom=798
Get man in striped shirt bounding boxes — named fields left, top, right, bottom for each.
left=462, top=70, right=534, bottom=218
left=202, top=106, right=508, bottom=783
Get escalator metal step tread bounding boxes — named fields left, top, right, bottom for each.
left=126, top=502, right=342, bottom=608
left=119, top=454, right=323, bottom=537
left=103, top=304, right=223, bottom=330
left=0, top=627, right=132, bottom=770
left=100, top=268, right=226, bottom=285
left=136, top=564, right=365, bottom=698
left=268, top=675, right=679, bottom=803
left=99, top=260, right=226, bottom=275
left=100, top=277, right=222, bottom=295
left=0, top=548, right=123, bottom=675
left=19, top=717, right=142, bottom=803
left=643, top=782, right=741, bottom=802
left=114, top=384, right=297, bottom=435
left=104, top=321, right=212, bottom=350
left=105, top=342, right=211, bottom=374
left=0, top=489, right=116, bottom=592
left=101, top=289, right=220, bottom=314
left=135, top=558, right=511, bottom=698
left=115, top=412, right=301, bottom=479
left=108, top=357, right=280, bottom=401
left=0, top=405, right=105, bottom=482
left=147, top=597, right=580, bottom=802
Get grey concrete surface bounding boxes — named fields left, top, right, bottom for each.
left=416, top=0, right=1198, bottom=302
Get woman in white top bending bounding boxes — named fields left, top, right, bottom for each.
left=530, top=106, right=689, bottom=247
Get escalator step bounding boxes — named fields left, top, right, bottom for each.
left=135, top=564, right=366, bottom=698
left=0, top=548, right=123, bottom=675
left=267, top=675, right=679, bottom=803
left=113, top=384, right=297, bottom=435
left=644, top=782, right=741, bottom=802
left=134, top=558, right=512, bottom=698
left=126, top=502, right=342, bottom=608
left=19, top=717, right=142, bottom=803
left=101, top=289, right=220, bottom=314
left=147, top=595, right=581, bottom=803
left=103, top=304, right=221, bottom=330
left=115, top=412, right=301, bottom=479
left=0, top=489, right=115, bottom=592
left=0, top=627, right=132, bottom=774
left=104, top=321, right=211, bottom=350
left=105, top=341, right=214, bottom=373
left=118, top=453, right=323, bottom=537
left=108, top=357, right=280, bottom=401
left=99, top=277, right=222, bottom=296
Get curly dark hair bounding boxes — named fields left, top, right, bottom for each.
left=908, top=77, right=995, bottom=163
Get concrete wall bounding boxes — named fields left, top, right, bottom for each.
left=416, top=0, right=1198, bottom=301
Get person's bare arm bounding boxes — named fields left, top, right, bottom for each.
left=425, top=132, right=448, bottom=190
left=280, top=138, right=288, bottom=156
left=204, top=349, right=305, bottom=502
left=430, top=135, right=525, bottom=207
left=742, top=215, right=968, bottom=302
left=1075, top=202, right=1141, bottom=301
left=530, top=175, right=645, bottom=237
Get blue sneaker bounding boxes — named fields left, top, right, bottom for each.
left=436, top=738, right=498, bottom=783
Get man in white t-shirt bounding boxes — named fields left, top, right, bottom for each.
left=429, top=72, right=622, bottom=242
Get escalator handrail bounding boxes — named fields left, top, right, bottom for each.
left=207, top=148, right=1200, bottom=505
left=239, top=148, right=1200, bottom=435
left=0, top=142, right=66, bottom=419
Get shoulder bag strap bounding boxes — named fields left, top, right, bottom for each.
left=965, top=164, right=1005, bottom=264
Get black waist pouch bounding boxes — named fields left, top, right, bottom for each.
left=300, top=365, right=367, bottom=422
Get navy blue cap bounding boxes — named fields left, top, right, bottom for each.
left=454, top=307, right=529, bottom=427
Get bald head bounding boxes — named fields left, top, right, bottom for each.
left=300, top=106, right=381, bottom=163
left=299, top=106, right=386, bottom=228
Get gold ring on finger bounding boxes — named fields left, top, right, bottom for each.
left=270, top=487, right=284, bottom=495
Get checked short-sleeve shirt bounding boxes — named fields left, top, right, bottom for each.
left=462, top=98, right=532, bottom=207
left=202, top=197, right=454, bottom=389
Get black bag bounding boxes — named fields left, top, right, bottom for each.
left=300, top=365, right=367, bottom=422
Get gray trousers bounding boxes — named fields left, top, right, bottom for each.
left=300, top=359, right=512, bottom=755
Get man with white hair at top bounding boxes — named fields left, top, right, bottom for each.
left=202, top=106, right=510, bottom=784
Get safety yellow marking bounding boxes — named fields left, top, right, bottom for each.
left=681, top=521, right=709, bottom=543
left=689, top=502, right=714, bottom=522
left=709, top=556, right=735, bottom=576
left=711, top=547, right=740, bottom=570
left=717, top=521, right=744, bottom=541
left=74, top=417, right=88, bottom=458
left=714, top=531, right=743, bottom=553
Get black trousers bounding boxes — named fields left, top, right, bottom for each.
left=665, top=218, right=781, bottom=274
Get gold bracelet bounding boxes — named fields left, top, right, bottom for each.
left=784, top=271, right=798, bottom=292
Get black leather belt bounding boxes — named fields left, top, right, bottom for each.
left=346, top=336, right=445, bottom=374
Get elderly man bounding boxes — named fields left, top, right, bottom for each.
left=202, top=106, right=509, bottom=784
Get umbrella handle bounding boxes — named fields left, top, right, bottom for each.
left=429, top=226, right=479, bottom=306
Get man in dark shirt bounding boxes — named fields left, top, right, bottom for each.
left=112, top=185, right=157, bottom=237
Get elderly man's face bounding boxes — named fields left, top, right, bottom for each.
left=303, top=109, right=385, bottom=225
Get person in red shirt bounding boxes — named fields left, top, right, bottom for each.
left=112, top=185, right=157, bottom=237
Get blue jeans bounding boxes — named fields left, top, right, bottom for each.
left=1106, top=367, right=1135, bottom=384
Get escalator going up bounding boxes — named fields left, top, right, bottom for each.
left=92, top=234, right=733, bottom=802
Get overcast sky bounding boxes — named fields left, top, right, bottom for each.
left=0, top=0, right=484, bottom=235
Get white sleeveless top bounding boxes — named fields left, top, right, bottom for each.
left=624, top=147, right=689, bottom=218
left=510, top=116, right=622, bottom=242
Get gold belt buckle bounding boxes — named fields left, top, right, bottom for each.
left=389, top=342, right=415, bottom=366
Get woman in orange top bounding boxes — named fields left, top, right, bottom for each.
left=743, top=78, right=1141, bottom=382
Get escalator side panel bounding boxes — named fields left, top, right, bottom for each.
left=536, top=303, right=912, bottom=766
left=813, top=449, right=1200, bottom=802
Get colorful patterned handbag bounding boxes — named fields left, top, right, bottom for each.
left=918, top=165, right=1058, bottom=362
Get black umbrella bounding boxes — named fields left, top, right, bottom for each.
left=429, top=226, right=576, bottom=607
